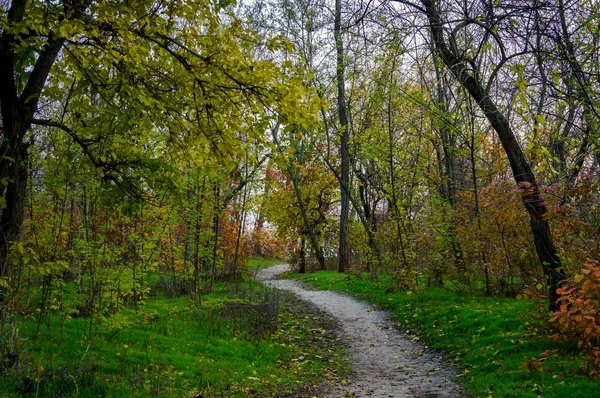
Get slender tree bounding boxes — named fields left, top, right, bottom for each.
left=335, top=0, right=351, bottom=273
left=418, top=0, right=565, bottom=308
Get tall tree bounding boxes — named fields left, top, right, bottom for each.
left=0, top=0, right=89, bottom=290
left=417, top=0, right=565, bottom=308
left=335, top=0, right=350, bottom=273
left=0, top=0, right=317, bottom=298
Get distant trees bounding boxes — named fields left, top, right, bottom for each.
left=243, top=0, right=600, bottom=308
left=398, top=0, right=599, bottom=307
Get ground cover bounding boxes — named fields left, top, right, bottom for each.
left=293, top=271, right=598, bottom=398
left=0, top=277, right=347, bottom=397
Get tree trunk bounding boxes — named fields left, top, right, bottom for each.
left=211, top=184, right=221, bottom=289
left=422, top=0, right=565, bottom=309
left=289, top=167, right=327, bottom=270
left=0, top=0, right=70, bottom=294
left=0, top=133, right=28, bottom=283
left=356, top=171, right=381, bottom=279
left=431, top=49, right=466, bottom=276
left=385, top=80, right=409, bottom=270
left=233, top=159, right=249, bottom=276
left=299, top=237, right=306, bottom=274
left=335, top=0, right=350, bottom=273
left=317, top=141, right=384, bottom=273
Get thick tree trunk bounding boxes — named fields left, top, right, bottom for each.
left=0, top=130, right=28, bottom=282
left=335, top=0, right=350, bottom=273
left=0, top=0, right=68, bottom=290
left=422, top=0, right=565, bottom=309
left=318, top=143, right=384, bottom=273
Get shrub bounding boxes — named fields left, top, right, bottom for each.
left=549, top=261, right=600, bottom=372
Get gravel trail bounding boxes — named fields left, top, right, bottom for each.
left=257, top=264, right=465, bottom=398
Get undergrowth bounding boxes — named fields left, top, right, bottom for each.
left=293, top=271, right=598, bottom=398
left=0, top=278, right=346, bottom=397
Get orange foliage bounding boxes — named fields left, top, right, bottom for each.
left=220, top=208, right=251, bottom=276
left=452, top=180, right=538, bottom=294
left=543, top=177, right=600, bottom=273
left=550, top=261, right=600, bottom=372
left=248, top=228, right=285, bottom=259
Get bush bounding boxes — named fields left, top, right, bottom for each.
left=550, top=261, right=600, bottom=373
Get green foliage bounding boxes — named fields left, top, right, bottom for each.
left=294, top=271, right=600, bottom=398
left=262, top=147, right=337, bottom=265
left=1, top=0, right=323, bottom=311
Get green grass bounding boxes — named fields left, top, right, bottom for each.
left=292, top=271, right=597, bottom=398
left=0, top=278, right=347, bottom=397
left=246, top=258, right=285, bottom=273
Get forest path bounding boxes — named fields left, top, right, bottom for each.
left=257, top=264, right=465, bottom=398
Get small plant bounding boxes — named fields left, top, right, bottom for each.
left=550, top=261, right=600, bottom=372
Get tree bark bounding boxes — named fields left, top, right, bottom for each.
left=288, top=156, right=326, bottom=270
left=431, top=48, right=466, bottom=276
left=299, top=237, right=306, bottom=274
left=335, top=0, right=350, bottom=273
left=0, top=0, right=94, bottom=294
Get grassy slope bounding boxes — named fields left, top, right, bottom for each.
left=293, top=271, right=597, bottom=398
left=0, top=278, right=347, bottom=397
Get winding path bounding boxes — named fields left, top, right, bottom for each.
left=257, top=264, right=465, bottom=398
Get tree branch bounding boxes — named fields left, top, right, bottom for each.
left=30, top=119, right=100, bottom=167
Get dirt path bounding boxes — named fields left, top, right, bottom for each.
left=257, top=264, right=465, bottom=398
